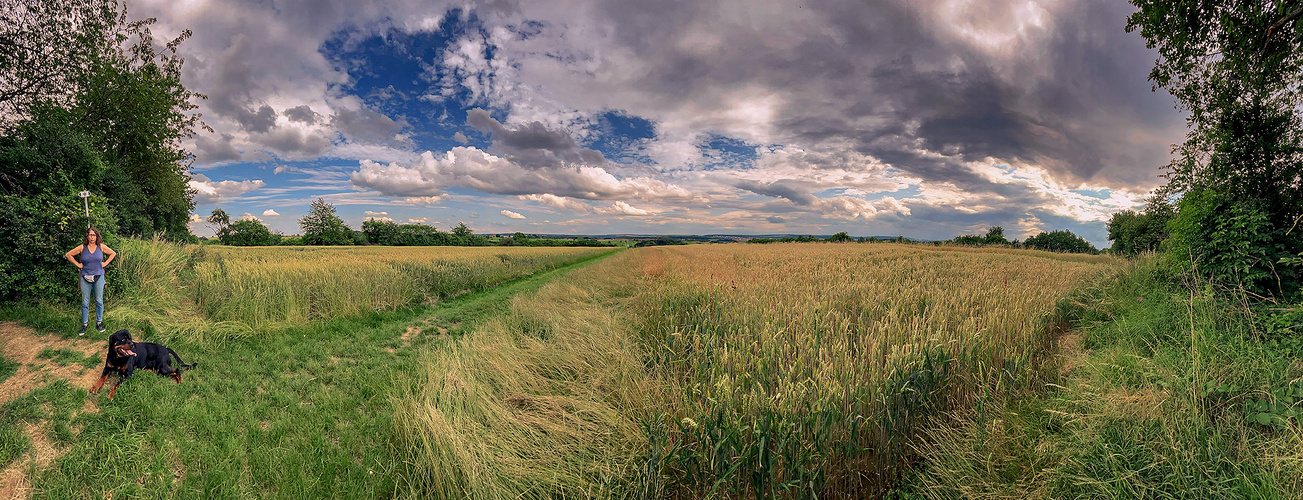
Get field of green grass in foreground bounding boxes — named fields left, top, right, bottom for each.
left=0, top=247, right=616, bottom=499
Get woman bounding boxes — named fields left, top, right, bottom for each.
left=64, top=227, right=116, bottom=335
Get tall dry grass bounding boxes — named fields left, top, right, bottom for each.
left=191, top=245, right=611, bottom=331
left=105, top=240, right=610, bottom=340
left=393, top=250, right=654, bottom=499
left=393, top=243, right=1121, bottom=498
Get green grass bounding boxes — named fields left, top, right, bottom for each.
left=899, top=256, right=1303, bottom=498
left=0, top=354, right=19, bottom=384
left=36, top=348, right=100, bottom=369
left=0, top=247, right=618, bottom=498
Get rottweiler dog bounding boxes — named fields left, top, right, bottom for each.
left=91, top=329, right=196, bottom=399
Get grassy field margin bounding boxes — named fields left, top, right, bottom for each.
left=0, top=244, right=619, bottom=498
left=896, top=255, right=1303, bottom=498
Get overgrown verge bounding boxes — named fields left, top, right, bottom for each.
left=899, top=255, right=1303, bottom=498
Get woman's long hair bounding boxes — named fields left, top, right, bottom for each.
left=83, top=227, right=102, bottom=247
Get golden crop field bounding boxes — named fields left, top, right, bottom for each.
left=111, top=239, right=613, bottom=338
left=395, top=242, right=1123, bottom=498
left=191, top=245, right=615, bottom=330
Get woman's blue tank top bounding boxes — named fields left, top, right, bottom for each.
left=81, top=245, right=104, bottom=275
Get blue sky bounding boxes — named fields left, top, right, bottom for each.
left=138, top=0, right=1187, bottom=246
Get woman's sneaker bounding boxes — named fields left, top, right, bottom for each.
left=78, top=324, right=87, bottom=336
left=96, top=322, right=105, bottom=332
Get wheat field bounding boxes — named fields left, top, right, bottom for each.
left=111, top=239, right=612, bottom=339
left=394, top=243, right=1122, bottom=498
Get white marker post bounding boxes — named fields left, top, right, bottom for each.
left=78, top=190, right=91, bottom=229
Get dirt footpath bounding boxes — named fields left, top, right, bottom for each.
left=0, top=322, right=105, bottom=500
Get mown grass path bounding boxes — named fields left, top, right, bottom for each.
left=1, top=249, right=618, bottom=499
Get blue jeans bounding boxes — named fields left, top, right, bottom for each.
left=79, top=275, right=105, bottom=324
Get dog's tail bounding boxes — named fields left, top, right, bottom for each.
left=168, top=348, right=197, bottom=370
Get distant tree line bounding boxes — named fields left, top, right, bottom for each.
left=947, top=226, right=1097, bottom=254
left=207, top=199, right=618, bottom=248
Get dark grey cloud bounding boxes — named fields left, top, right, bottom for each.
left=331, top=108, right=410, bottom=143
left=736, top=180, right=817, bottom=206
left=194, top=133, right=241, bottom=163
left=259, top=128, right=332, bottom=156
left=204, top=34, right=283, bottom=134
left=465, top=108, right=607, bottom=169
left=766, top=216, right=785, bottom=224
left=284, top=105, right=318, bottom=124
left=578, top=0, right=1181, bottom=191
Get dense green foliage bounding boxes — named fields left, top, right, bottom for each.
left=219, top=218, right=280, bottom=246
left=0, top=0, right=201, bottom=302
left=497, top=232, right=618, bottom=247
left=1106, top=198, right=1173, bottom=256
left=299, top=198, right=354, bottom=246
left=633, top=236, right=690, bottom=247
left=1022, top=230, right=1096, bottom=254
left=1128, top=0, right=1303, bottom=296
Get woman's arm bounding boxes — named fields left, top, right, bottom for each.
left=64, top=245, right=84, bottom=268
left=101, top=244, right=116, bottom=267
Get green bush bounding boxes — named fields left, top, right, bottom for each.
left=220, top=219, right=280, bottom=246
left=0, top=193, right=120, bottom=303
left=1167, top=188, right=1298, bottom=296
left=1023, top=230, right=1096, bottom=254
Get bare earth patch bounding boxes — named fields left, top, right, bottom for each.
left=0, top=322, right=106, bottom=499
left=1057, top=331, right=1088, bottom=376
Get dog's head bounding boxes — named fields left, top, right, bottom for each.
left=108, top=329, right=136, bottom=358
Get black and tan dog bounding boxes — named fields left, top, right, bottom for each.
left=92, top=329, right=196, bottom=399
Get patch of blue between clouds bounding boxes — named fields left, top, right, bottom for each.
left=589, top=111, right=657, bottom=164
left=320, top=9, right=488, bottom=154
left=1069, top=187, right=1112, bottom=199
left=697, top=134, right=760, bottom=171
left=813, top=185, right=921, bottom=201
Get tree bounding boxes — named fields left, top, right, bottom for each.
left=1023, top=230, right=1096, bottom=254
left=1128, top=1, right=1303, bottom=292
left=70, top=8, right=204, bottom=240
left=1106, top=197, right=1173, bottom=256
left=299, top=198, right=353, bottom=245
left=220, top=218, right=278, bottom=246
left=2, top=0, right=204, bottom=240
left=828, top=231, right=852, bottom=243
left=207, top=208, right=230, bottom=235
left=361, top=219, right=400, bottom=245
left=0, top=0, right=116, bottom=128
left=984, top=226, right=1009, bottom=245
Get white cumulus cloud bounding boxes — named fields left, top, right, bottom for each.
left=595, top=201, right=651, bottom=216
left=500, top=209, right=526, bottom=219
left=349, top=147, right=692, bottom=201
left=262, top=209, right=280, bottom=217
left=189, top=173, right=265, bottom=205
